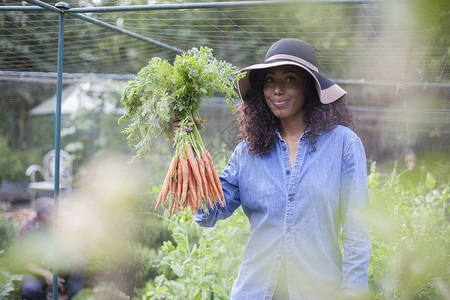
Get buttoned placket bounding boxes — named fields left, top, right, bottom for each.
left=280, top=134, right=307, bottom=299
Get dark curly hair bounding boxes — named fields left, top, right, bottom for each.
left=235, top=68, right=354, bottom=157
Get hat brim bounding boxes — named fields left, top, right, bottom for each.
left=238, top=60, right=346, bottom=104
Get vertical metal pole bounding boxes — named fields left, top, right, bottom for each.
left=53, top=3, right=70, bottom=299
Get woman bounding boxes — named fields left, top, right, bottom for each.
left=194, top=38, right=371, bottom=299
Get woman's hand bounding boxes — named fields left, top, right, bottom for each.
left=170, top=116, right=202, bottom=140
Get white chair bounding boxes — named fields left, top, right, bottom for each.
left=25, top=149, right=73, bottom=200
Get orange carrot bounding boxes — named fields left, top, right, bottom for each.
left=177, top=158, right=183, bottom=203
left=180, top=157, right=189, bottom=209
left=186, top=143, right=203, bottom=205
left=155, top=157, right=177, bottom=210
left=193, top=166, right=202, bottom=211
left=187, top=169, right=197, bottom=212
left=170, top=196, right=177, bottom=218
left=204, top=181, right=214, bottom=209
left=197, top=156, right=212, bottom=209
left=185, top=166, right=194, bottom=210
left=208, top=174, right=222, bottom=207
left=205, top=150, right=225, bottom=203
left=201, top=151, right=223, bottom=207
left=162, top=172, right=173, bottom=207
left=188, top=191, right=194, bottom=213
left=175, top=193, right=180, bottom=213
left=167, top=174, right=177, bottom=211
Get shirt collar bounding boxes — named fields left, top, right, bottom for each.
left=275, top=128, right=310, bottom=141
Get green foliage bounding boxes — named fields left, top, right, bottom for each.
left=0, top=267, right=22, bottom=299
left=0, top=211, right=22, bottom=298
left=409, top=0, right=450, bottom=83
left=118, top=47, right=243, bottom=160
left=73, top=282, right=130, bottom=300
left=0, top=133, right=40, bottom=183
left=0, top=210, right=17, bottom=255
left=367, top=162, right=449, bottom=300
left=0, top=134, right=21, bottom=183
left=143, top=210, right=249, bottom=300
left=84, top=241, right=157, bottom=297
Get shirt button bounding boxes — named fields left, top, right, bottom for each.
left=287, top=228, right=291, bottom=232
left=282, top=146, right=287, bottom=151
left=289, top=197, right=294, bottom=202
left=286, top=170, right=291, bottom=175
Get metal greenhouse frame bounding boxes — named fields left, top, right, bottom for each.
left=1, top=0, right=449, bottom=299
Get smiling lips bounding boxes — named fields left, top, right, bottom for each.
left=271, top=98, right=289, bottom=106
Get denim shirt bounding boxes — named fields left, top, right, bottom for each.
left=195, top=125, right=372, bottom=300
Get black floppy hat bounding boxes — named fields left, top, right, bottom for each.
left=238, top=38, right=346, bottom=104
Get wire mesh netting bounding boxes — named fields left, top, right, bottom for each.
left=1, top=0, right=449, bottom=173
left=2, top=0, right=449, bottom=81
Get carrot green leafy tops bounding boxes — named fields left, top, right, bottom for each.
left=118, top=47, right=244, bottom=161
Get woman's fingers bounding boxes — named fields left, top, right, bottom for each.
left=193, top=116, right=201, bottom=127
left=171, top=116, right=201, bottom=139
left=171, top=120, right=192, bottom=141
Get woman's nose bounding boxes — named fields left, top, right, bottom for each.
left=274, top=82, right=285, bottom=94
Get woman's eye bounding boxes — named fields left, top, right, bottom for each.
left=286, top=76, right=296, bottom=82
left=265, top=77, right=274, bottom=84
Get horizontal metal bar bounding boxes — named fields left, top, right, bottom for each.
left=1, top=71, right=449, bottom=89
left=0, top=5, right=45, bottom=11
left=23, top=0, right=62, bottom=13
left=0, top=0, right=379, bottom=13
left=68, top=1, right=297, bottom=13
left=349, top=105, right=450, bottom=115
left=0, top=71, right=134, bottom=80
left=74, top=0, right=379, bottom=13
left=335, top=79, right=450, bottom=88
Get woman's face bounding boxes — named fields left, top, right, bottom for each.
left=263, top=65, right=307, bottom=121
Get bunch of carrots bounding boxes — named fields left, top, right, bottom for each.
left=119, top=47, right=243, bottom=216
left=155, top=128, right=225, bottom=216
